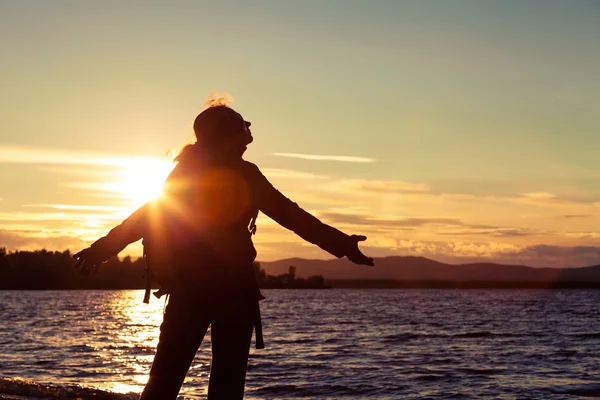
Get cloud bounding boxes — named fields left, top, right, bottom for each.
left=358, top=239, right=600, bottom=268
left=304, top=178, right=599, bottom=210
left=273, top=152, right=376, bottom=163
left=317, top=210, right=542, bottom=239
left=0, top=227, right=145, bottom=256
left=23, top=204, right=127, bottom=212
left=521, top=244, right=600, bottom=259
left=438, top=227, right=537, bottom=238
left=0, top=203, right=130, bottom=242
left=0, top=145, right=125, bottom=166
left=520, top=192, right=557, bottom=200
left=489, top=244, right=600, bottom=268
left=565, top=231, right=600, bottom=239
left=0, top=229, right=87, bottom=252
left=317, top=211, right=462, bottom=228
left=0, top=145, right=170, bottom=167
left=285, top=179, right=600, bottom=241
left=511, top=192, right=592, bottom=208
left=311, top=180, right=431, bottom=202
left=261, top=168, right=329, bottom=180
left=0, top=211, right=124, bottom=223
left=353, top=180, right=431, bottom=194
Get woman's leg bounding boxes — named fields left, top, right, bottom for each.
left=140, top=295, right=210, bottom=400
left=207, top=301, right=254, bottom=400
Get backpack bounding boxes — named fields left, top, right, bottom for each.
left=140, top=198, right=260, bottom=304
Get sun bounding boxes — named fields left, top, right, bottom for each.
left=111, top=157, right=175, bottom=206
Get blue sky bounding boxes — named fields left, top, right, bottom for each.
left=1, top=1, right=599, bottom=266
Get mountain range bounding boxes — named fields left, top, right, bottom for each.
left=259, top=256, right=600, bottom=283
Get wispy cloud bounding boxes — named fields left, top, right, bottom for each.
left=522, top=244, right=597, bottom=258
left=0, top=211, right=122, bottom=223
left=438, top=227, right=537, bottom=238
left=317, top=210, right=541, bottom=238
left=261, top=168, right=329, bottom=180
left=0, top=145, right=169, bottom=167
left=317, top=211, right=462, bottom=228
left=520, top=192, right=557, bottom=200
left=331, top=179, right=431, bottom=194
left=565, top=232, right=600, bottom=239
left=273, top=152, right=376, bottom=163
left=23, top=204, right=128, bottom=212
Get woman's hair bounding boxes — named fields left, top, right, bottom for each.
left=202, top=92, right=233, bottom=109
left=169, top=93, right=239, bottom=162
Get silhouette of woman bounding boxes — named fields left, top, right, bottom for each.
left=73, top=97, right=374, bottom=400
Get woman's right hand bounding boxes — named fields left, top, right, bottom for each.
left=73, top=247, right=110, bottom=275
left=345, top=235, right=375, bottom=266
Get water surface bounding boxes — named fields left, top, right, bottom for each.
left=1, top=289, right=600, bottom=399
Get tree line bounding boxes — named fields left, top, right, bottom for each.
left=0, top=248, right=328, bottom=290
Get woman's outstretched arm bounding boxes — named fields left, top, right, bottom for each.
left=246, top=162, right=374, bottom=266
left=73, top=202, right=152, bottom=274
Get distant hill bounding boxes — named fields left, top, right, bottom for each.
left=259, top=256, right=600, bottom=283
left=3, top=250, right=600, bottom=290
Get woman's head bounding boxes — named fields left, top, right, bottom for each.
left=193, top=104, right=253, bottom=160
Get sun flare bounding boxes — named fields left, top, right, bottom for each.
left=110, top=157, right=175, bottom=206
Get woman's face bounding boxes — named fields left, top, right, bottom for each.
left=220, top=119, right=253, bottom=159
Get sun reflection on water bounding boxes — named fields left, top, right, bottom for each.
left=80, top=291, right=214, bottom=398
left=116, top=292, right=163, bottom=347
left=97, top=291, right=164, bottom=394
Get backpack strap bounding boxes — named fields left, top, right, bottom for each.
left=248, top=205, right=263, bottom=348
left=142, top=242, right=151, bottom=304
left=248, top=207, right=259, bottom=235
left=142, top=241, right=169, bottom=304
left=253, top=300, right=264, bottom=349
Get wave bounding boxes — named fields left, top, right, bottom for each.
left=414, top=374, right=450, bottom=382
left=547, top=383, right=600, bottom=397
left=382, top=333, right=421, bottom=342
left=569, top=332, right=600, bottom=340
left=0, top=378, right=137, bottom=400
left=452, top=331, right=492, bottom=339
left=382, top=331, right=498, bottom=343
left=382, top=331, right=552, bottom=343
left=248, top=382, right=390, bottom=397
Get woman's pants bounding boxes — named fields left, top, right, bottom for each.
left=139, top=293, right=255, bottom=400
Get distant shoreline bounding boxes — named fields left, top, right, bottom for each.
left=326, top=279, right=600, bottom=289
left=3, top=250, right=600, bottom=290
left=3, top=280, right=600, bottom=290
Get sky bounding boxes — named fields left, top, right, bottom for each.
left=1, top=0, right=599, bottom=267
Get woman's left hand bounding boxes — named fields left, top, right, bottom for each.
left=346, top=235, right=375, bottom=266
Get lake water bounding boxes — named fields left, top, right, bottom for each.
left=1, top=289, right=600, bottom=399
